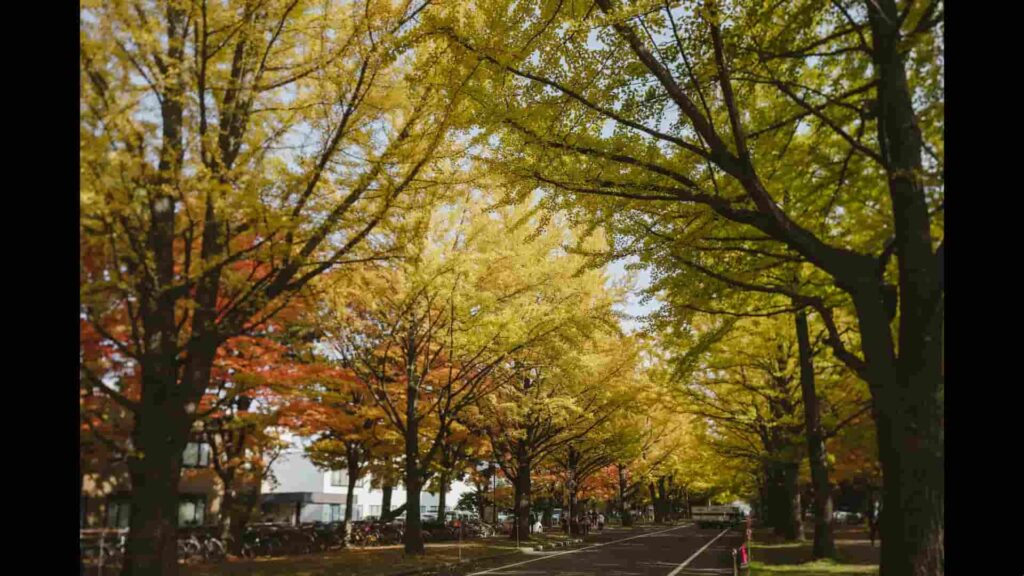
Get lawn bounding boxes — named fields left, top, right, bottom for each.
left=749, top=559, right=879, bottom=575
left=748, top=525, right=880, bottom=576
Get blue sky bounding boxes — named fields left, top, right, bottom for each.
left=606, top=256, right=660, bottom=334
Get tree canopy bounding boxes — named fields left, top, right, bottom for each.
left=80, top=3, right=942, bottom=575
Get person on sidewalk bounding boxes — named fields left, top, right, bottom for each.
left=868, top=498, right=882, bottom=547
left=597, top=513, right=605, bottom=531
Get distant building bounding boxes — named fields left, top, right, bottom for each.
left=259, top=445, right=473, bottom=524
left=81, top=440, right=224, bottom=529
left=81, top=434, right=473, bottom=529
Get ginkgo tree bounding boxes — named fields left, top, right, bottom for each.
left=312, top=191, right=621, bottom=553
left=80, top=0, right=469, bottom=573
left=289, top=360, right=390, bottom=542
left=431, top=1, right=943, bottom=573
left=543, top=336, right=651, bottom=529
left=659, top=310, right=871, bottom=546
left=483, top=326, right=648, bottom=538
left=615, top=400, right=700, bottom=524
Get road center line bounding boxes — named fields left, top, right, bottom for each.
left=467, top=523, right=694, bottom=575
left=664, top=527, right=732, bottom=576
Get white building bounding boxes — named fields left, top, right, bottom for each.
left=260, top=442, right=473, bottom=524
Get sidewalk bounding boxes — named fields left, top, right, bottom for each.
left=748, top=525, right=879, bottom=576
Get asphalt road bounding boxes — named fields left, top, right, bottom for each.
left=468, top=524, right=747, bottom=576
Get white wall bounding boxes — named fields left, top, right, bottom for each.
left=263, top=449, right=322, bottom=493
left=318, top=471, right=474, bottom=519
left=264, top=446, right=475, bottom=521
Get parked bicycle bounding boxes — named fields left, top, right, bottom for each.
left=177, top=526, right=227, bottom=564
left=81, top=528, right=127, bottom=567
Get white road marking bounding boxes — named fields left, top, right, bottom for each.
left=466, top=524, right=694, bottom=575
left=664, top=527, right=732, bottom=576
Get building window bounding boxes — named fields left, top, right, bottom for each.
left=420, top=506, right=426, bottom=514
left=370, top=505, right=381, bottom=517
left=179, top=495, right=206, bottom=526
left=106, top=498, right=130, bottom=528
left=429, top=506, right=438, bottom=513
left=329, top=470, right=365, bottom=488
left=182, top=442, right=211, bottom=468
left=329, top=504, right=345, bottom=522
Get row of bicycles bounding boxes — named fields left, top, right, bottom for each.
left=80, top=526, right=229, bottom=567
left=240, top=517, right=496, bottom=555
left=81, top=518, right=499, bottom=567
left=238, top=521, right=401, bottom=556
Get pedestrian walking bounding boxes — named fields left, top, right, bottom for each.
left=868, top=498, right=881, bottom=547
left=597, top=513, right=605, bottom=531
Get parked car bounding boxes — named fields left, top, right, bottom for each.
left=832, top=509, right=864, bottom=525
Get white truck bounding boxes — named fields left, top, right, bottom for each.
left=691, top=505, right=743, bottom=529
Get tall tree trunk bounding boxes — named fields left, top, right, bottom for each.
left=762, top=465, right=779, bottom=529
left=649, top=483, right=662, bottom=523
left=862, top=2, right=944, bottom=574
left=542, top=502, right=553, bottom=527
left=404, top=416, right=424, bottom=553
left=776, top=462, right=804, bottom=541
left=404, top=469, right=423, bottom=553
left=223, top=485, right=258, bottom=556
left=122, top=406, right=189, bottom=576
left=569, top=483, right=577, bottom=524
left=764, top=461, right=796, bottom=535
left=344, top=453, right=359, bottom=542
left=437, top=471, right=449, bottom=520
left=403, top=328, right=425, bottom=554
left=795, top=310, right=837, bottom=558
left=219, top=484, right=237, bottom=547
left=853, top=285, right=943, bottom=576
left=513, top=456, right=532, bottom=540
left=756, top=476, right=768, bottom=523
left=657, top=477, right=669, bottom=521
left=617, top=465, right=632, bottom=526
left=566, top=446, right=579, bottom=531
left=382, top=483, right=393, bottom=518
left=474, top=483, right=488, bottom=521
left=118, top=5, right=195, bottom=571
left=681, top=486, right=690, bottom=519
